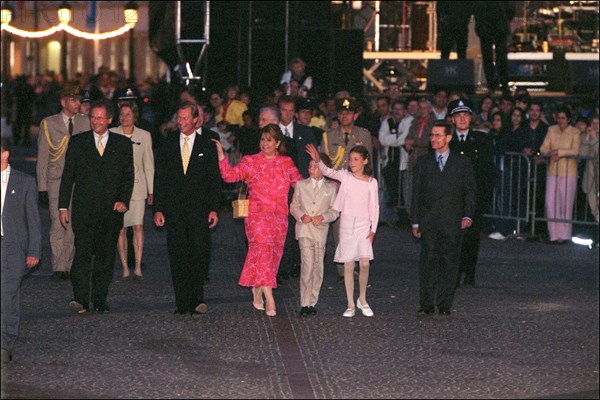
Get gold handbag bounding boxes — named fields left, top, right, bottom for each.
left=232, top=182, right=249, bottom=218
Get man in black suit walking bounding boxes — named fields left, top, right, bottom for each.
left=411, top=121, right=476, bottom=316
left=448, top=99, right=495, bottom=288
left=59, top=100, right=134, bottom=314
left=1, top=138, right=41, bottom=364
left=153, top=102, right=221, bottom=316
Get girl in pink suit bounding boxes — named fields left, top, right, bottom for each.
left=306, top=143, right=379, bottom=318
left=214, top=124, right=303, bottom=317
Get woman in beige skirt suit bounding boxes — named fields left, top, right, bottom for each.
left=113, top=102, right=154, bottom=280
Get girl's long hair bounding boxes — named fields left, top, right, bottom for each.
left=349, top=145, right=373, bottom=177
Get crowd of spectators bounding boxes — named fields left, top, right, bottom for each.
left=1, top=60, right=598, bottom=242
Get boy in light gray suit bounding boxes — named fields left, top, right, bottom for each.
left=1, top=138, right=42, bottom=364
left=290, top=154, right=339, bottom=316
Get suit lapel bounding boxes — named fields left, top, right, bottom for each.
left=4, top=170, right=18, bottom=213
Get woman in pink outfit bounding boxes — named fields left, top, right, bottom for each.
left=214, top=124, right=303, bottom=316
left=539, top=106, right=581, bottom=243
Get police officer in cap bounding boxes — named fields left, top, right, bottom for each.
left=296, top=98, right=323, bottom=145
left=448, top=99, right=495, bottom=288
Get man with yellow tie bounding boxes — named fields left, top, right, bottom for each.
left=153, top=102, right=221, bottom=316
left=58, top=99, right=134, bottom=314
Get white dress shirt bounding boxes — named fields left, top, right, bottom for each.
left=1, top=165, right=10, bottom=236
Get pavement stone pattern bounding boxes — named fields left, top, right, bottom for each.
left=1, top=146, right=598, bottom=399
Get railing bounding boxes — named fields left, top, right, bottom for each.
left=392, top=151, right=598, bottom=238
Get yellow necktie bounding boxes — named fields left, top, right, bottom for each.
left=97, top=134, right=104, bottom=156
left=182, top=136, right=190, bottom=174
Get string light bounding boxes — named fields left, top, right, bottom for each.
left=0, top=2, right=137, bottom=41
left=1, top=22, right=131, bottom=40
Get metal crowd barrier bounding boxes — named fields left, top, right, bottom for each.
left=483, top=152, right=598, bottom=238
left=529, top=154, right=598, bottom=235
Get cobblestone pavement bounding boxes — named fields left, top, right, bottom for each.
left=1, top=146, right=598, bottom=399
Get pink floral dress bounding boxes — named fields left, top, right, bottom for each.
left=219, top=153, right=303, bottom=288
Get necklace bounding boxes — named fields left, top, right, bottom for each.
left=352, top=172, right=366, bottom=179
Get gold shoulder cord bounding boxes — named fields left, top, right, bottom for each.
left=42, top=119, right=70, bottom=162
left=322, top=132, right=345, bottom=169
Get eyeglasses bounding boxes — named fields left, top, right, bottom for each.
left=90, top=115, right=108, bottom=121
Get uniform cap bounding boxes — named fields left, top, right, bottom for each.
left=448, top=99, right=473, bottom=116
left=59, top=85, right=82, bottom=99
left=336, top=97, right=358, bottom=112
left=118, top=88, right=137, bottom=101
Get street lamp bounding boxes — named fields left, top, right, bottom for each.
left=58, top=1, right=71, bottom=80
left=1, top=1, right=14, bottom=84
left=124, top=1, right=138, bottom=84
left=1, top=1, right=13, bottom=25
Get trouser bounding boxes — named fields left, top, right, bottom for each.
left=166, top=215, right=210, bottom=312
left=48, top=184, right=75, bottom=272
left=298, top=237, right=326, bottom=307
left=1, top=239, right=27, bottom=354
left=71, top=212, right=121, bottom=309
left=419, top=228, right=463, bottom=311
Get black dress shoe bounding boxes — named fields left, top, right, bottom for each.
left=417, top=308, right=435, bottom=316
left=309, top=306, right=317, bottom=315
left=94, top=303, right=111, bottom=313
left=438, top=309, right=451, bottom=316
left=299, top=306, right=310, bottom=316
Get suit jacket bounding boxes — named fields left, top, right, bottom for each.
left=2, top=168, right=42, bottom=259
left=411, top=150, right=476, bottom=235
left=450, top=129, right=495, bottom=214
left=58, top=131, right=134, bottom=232
left=290, top=122, right=317, bottom=178
left=112, top=125, right=155, bottom=200
left=153, top=129, right=221, bottom=220
left=36, top=112, right=90, bottom=192
left=290, top=178, right=339, bottom=243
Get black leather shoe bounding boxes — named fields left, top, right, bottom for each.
left=299, top=306, right=310, bottom=316
left=94, top=303, right=111, bottom=313
left=309, top=306, right=317, bottom=315
left=1, top=348, right=12, bottom=364
left=417, top=308, right=435, bottom=316
left=438, top=309, right=451, bottom=316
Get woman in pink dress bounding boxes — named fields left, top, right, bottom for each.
left=214, top=124, right=303, bottom=316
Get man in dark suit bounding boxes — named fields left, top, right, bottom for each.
left=1, top=138, right=42, bottom=364
left=278, top=96, right=318, bottom=279
left=448, top=99, right=495, bottom=288
left=153, top=102, right=221, bottom=316
left=59, top=100, right=134, bottom=314
left=411, top=121, right=476, bottom=316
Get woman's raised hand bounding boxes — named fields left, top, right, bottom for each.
left=211, top=138, right=225, bottom=161
left=305, top=143, right=320, bottom=162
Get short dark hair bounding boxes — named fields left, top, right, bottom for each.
left=1, top=137, right=11, bottom=153
left=433, top=121, right=454, bottom=136
left=179, top=101, right=199, bottom=118
left=89, top=99, right=114, bottom=120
